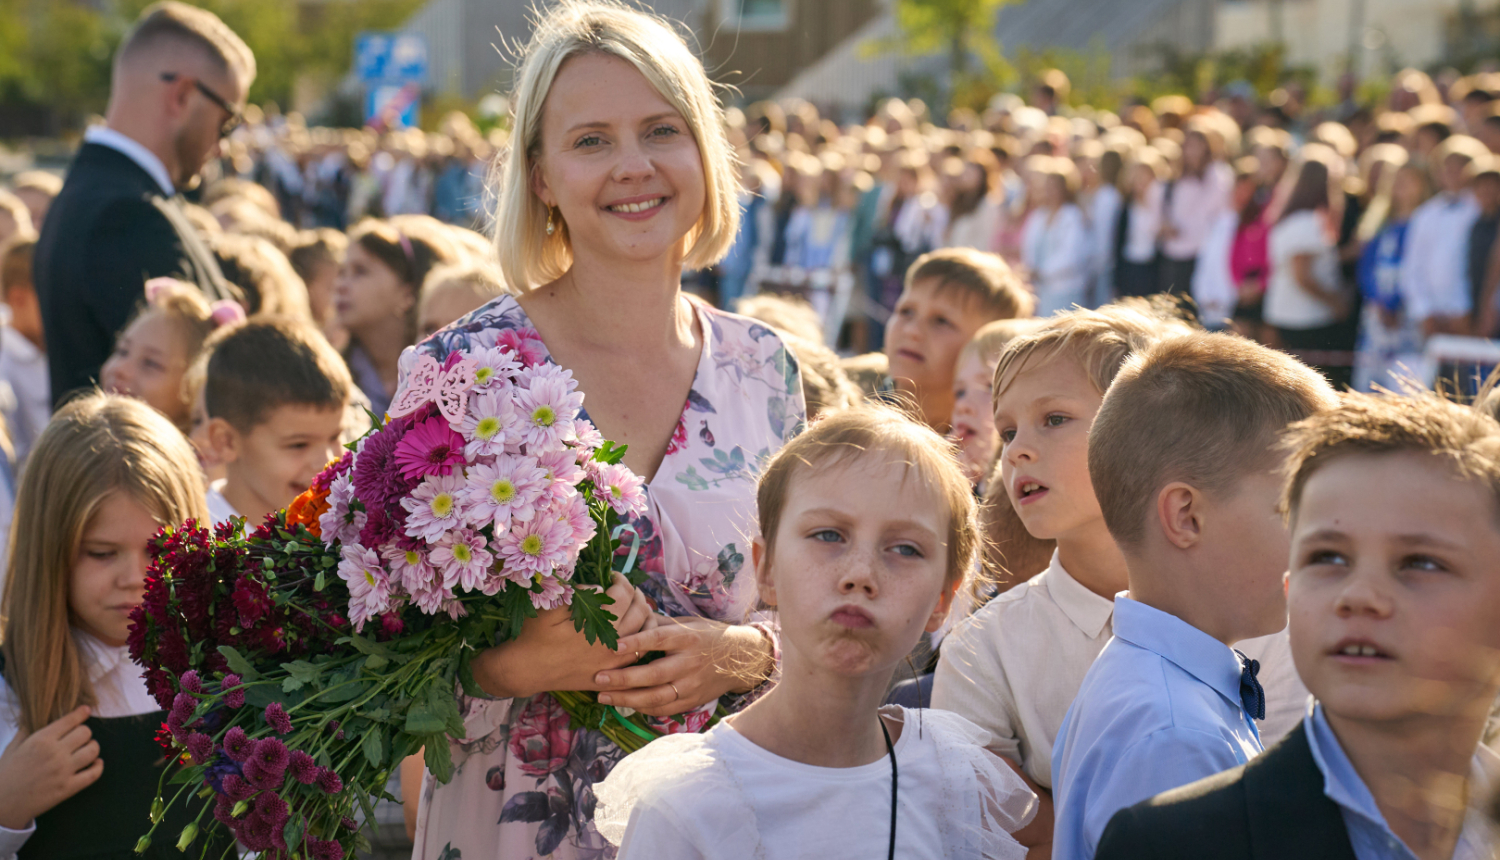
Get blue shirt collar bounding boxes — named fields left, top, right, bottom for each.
left=1305, top=703, right=1388, bottom=829
left=1112, top=595, right=1247, bottom=713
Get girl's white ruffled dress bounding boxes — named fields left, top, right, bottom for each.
left=595, top=706, right=1037, bottom=860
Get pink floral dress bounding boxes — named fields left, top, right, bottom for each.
left=404, top=294, right=805, bottom=860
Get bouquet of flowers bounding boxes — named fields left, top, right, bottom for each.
left=128, top=335, right=703, bottom=857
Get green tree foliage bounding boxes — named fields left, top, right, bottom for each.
left=882, top=0, right=1020, bottom=111
left=0, top=0, right=425, bottom=121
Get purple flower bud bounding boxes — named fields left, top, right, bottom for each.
left=179, top=670, right=202, bottom=694
left=289, top=749, right=318, bottom=785
left=308, top=838, right=344, bottom=860
left=315, top=767, right=343, bottom=795
left=222, top=674, right=245, bottom=709
left=263, top=702, right=293, bottom=735
left=221, top=773, right=253, bottom=801
left=222, top=726, right=254, bottom=763
left=171, top=692, right=196, bottom=724
left=339, top=816, right=357, bottom=831
left=185, top=732, right=214, bottom=764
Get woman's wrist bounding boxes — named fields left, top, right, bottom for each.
left=725, top=623, right=777, bottom=695
left=472, top=642, right=527, bottom=700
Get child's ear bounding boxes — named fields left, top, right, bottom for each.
left=752, top=537, right=777, bottom=608
left=206, top=417, right=243, bottom=466
left=1156, top=482, right=1203, bottom=549
left=924, top=579, right=961, bottom=633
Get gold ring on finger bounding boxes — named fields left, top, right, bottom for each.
left=669, top=682, right=680, bottom=700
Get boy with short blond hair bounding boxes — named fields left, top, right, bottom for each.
left=1051, top=332, right=1338, bottom=860
left=884, top=247, right=1033, bottom=429
left=1096, top=389, right=1500, bottom=860
left=202, top=316, right=351, bottom=526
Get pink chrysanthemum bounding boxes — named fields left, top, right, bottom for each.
left=572, top=419, right=604, bottom=452
left=400, top=473, right=467, bottom=543
left=381, top=543, right=436, bottom=593
left=430, top=527, right=494, bottom=593
left=549, top=492, right=598, bottom=552
left=319, top=473, right=366, bottom=547
left=530, top=574, right=572, bottom=611
left=461, top=389, right=519, bottom=459
left=497, top=328, right=547, bottom=368
left=337, top=544, right=392, bottom=631
left=514, top=367, right=583, bottom=453
left=461, top=455, right=546, bottom=530
left=393, top=416, right=467, bottom=481
left=497, top=515, right=575, bottom=578
left=592, top=462, right=649, bottom=518
left=536, top=448, right=586, bottom=501
left=409, top=577, right=451, bottom=615
left=468, top=346, right=522, bottom=391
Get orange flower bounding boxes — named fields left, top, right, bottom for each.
left=286, top=486, right=332, bottom=537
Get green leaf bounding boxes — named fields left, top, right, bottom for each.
left=282, top=818, right=305, bottom=852
left=364, top=653, right=389, bottom=672
left=423, top=734, right=455, bottom=784
left=429, top=685, right=465, bottom=738
left=457, top=651, right=485, bottom=698
left=167, top=765, right=198, bottom=785
left=314, top=570, right=326, bottom=592
left=404, top=702, right=446, bottom=735
left=280, top=660, right=321, bottom=692
left=349, top=634, right=408, bottom=663
left=216, top=646, right=259, bottom=680
left=570, top=586, right=620, bottom=650
left=362, top=728, right=385, bottom=768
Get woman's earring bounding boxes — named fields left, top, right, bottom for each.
left=545, top=208, right=555, bottom=237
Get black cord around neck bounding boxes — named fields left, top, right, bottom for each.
left=881, top=717, right=897, bottom=860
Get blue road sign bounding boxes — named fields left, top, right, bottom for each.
left=355, top=32, right=428, bottom=84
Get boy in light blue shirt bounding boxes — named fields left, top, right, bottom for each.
left=1050, top=332, right=1337, bottom=860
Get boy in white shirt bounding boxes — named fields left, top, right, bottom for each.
left=0, top=236, right=49, bottom=467
left=934, top=303, right=1310, bottom=858
left=1400, top=136, right=1488, bottom=338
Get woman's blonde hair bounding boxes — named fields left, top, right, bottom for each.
left=756, top=406, right=978, bottom=593
left=493, top=0, right=741, bottom=291
left=0, top=393, right=208, bottom=733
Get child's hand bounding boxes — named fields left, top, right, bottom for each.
left=0, top=706, right=102, bottom=830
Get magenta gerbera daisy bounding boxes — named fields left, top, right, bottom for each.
left=393, top=416, right=467, bottom=481
left=496, top=327, right=547, bottom=368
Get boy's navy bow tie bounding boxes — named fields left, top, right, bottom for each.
left=1234, top=649, right=1265, bottom=721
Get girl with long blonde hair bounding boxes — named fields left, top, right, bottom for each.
left=0, top=393, right=222, bottom=859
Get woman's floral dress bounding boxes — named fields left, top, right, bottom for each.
left=405, top=294, right=805, bottom=860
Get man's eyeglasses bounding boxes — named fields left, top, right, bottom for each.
left=161, top=72, right=243, bottom=138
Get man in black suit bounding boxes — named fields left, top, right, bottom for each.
left=34, top=1, right=253, bottom=407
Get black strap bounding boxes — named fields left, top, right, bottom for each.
left=882, top=717, right=897, bottom=860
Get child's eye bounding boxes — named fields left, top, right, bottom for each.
left=142, top=359, right=164, bottom=373
left=1305, top=549, right=1347, bottom=566
left=1401, top=554, right=1447, bottom=573
left=934, top=317, right=952, bottom=328
left=810, top=529, right=842, bottom=543
left=998, top=427, right=1016, bottom=443
left=87, top=550, right=116, bottom=561
left=891, top=543, right=923, bottom=559
left=1045, top=414, right=1068, bottom=427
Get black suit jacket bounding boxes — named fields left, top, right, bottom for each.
left=1094, top=723, right=1358, bottom=860
left=34, top=142, right=239, bottom=407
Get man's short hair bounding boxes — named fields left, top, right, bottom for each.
left=1088, top=333, right=1338, bottom=548
left=118, top=1, right=256, bottom=85
left=203, top=316, right=351, bottom=433
left=903, top=247, right=1035, bottom=321
left=1281, top=389, right=1500, bottom=524
left=992, top=296, right=1194, bottom=401
left=0, top=235, right=36, bottom=297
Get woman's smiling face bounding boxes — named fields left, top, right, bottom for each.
left=531, top=52, right=706, bottom=269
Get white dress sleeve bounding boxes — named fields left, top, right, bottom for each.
left=0, top=679, right=36, bottom=859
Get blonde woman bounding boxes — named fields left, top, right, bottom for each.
left=0, top=394, right=228, bottom=858
left=405, top=3, right=805, bottom=857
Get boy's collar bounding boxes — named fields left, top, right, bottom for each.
left=1112, top=595, right=1245, bottom=711
left=1046, top=551, right=1114, bottom=639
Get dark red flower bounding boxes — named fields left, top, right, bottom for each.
left=253, top=737, right=290, bottom=772
left=307, top=838, right=344, bottom=860
left=289, top=750, right=318, bottom=785
left=254, top=791, right=290, bottom=828
left=222, top=727, right=253, bottom=762
left=222, top=773, right=253, bottom=801
left=232, top=578, right=273, bottom=627
left=185, top=732, right=214, bottom=764
left=263, top=702, right=292, bottom=735
left=315, top=767, right=343, bottom=795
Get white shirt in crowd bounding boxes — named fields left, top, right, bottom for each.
left=932, top=551, right=1309, bottom=790
left=1400, top=191, right=1481, bottom=324
left=1162, top=163, right=1232, bottom=260
left=1087, top=184, right=1123, bottom=294
left=82, top=125, right=174, bottom=196
left=0, top=629, right=160, bottom=858
left=595, top=706, right=1036, bottom=860
left=1021, top=203, right=1090, bottom=315
left=1123, top=183, right=1165, bottom=264
left=1264, top=209, right=1341, bottom=330
left=1192, top=210, right=1241, bottom=328
left=0, top=313, right=51, bottom=468
left=946, top=197, right=1002, bottom=254
left=207, top=478, right=240, bottom=527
